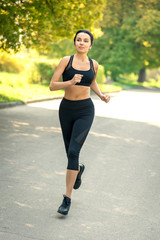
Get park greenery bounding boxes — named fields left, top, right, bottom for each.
left=0, top=0, right=104, bottom=52
left=90, top=0, right=160, bottom=82
left=0, top=0, right=160, bottom=103
left=0, top=48, right=122, bottom=102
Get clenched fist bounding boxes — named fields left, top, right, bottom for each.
left=71, top=74, right=83, bottom=85
left=100, top=94, right=110, bottom=103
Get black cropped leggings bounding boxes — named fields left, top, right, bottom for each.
left=59, top=97, right=95, bottom=171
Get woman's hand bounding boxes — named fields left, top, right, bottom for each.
left=100, top=94, right=110, bottom=103
left=70, top=74, right=83, bottom=85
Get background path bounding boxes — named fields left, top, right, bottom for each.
left=0, top=89, right=160, bottom=240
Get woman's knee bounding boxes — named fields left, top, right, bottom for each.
left=67, top=147, right=79, bottom=170
left=68, top=147, right=78, bottom=158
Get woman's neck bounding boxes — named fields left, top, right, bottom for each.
left=74, top=52, right=88, bottom=62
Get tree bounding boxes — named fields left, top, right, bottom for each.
left=0, top=0, right=104, bottom=52
left=90, top=0, right=160, bottom=82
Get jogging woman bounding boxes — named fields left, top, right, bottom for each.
left=49, top=29, right=110, bottom=216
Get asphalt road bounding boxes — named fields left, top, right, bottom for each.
left=0, top=89, right=160, bottom=240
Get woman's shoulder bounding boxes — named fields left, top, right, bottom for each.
left=91, top=58, right=99, bottom=71
left=62, top=55, right=71, bottom=60
left=61, top=56, right=71, bottom=63
left=59, top=56, right=71, bottom=68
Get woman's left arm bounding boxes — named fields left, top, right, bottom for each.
left=90, top=61, right=110, bottom=103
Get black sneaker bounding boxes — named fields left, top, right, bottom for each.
left=73, top=163, right=85, bottom=190
left=57, top=195, right=71, bottom=215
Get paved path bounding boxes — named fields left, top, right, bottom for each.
left=0, top=89, right=160, bottom=240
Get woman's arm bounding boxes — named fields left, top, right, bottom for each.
left=91, top=61, right=110, bottom=103
left=49, top=57, right=83, bottom=91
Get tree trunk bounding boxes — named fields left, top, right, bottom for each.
left=138, top=68, right=146, bottom=83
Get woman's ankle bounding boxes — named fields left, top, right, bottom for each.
left=64, top=193, right=71, bottom=199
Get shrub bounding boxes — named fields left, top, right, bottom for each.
left=0, top=52, right=25, bottom=73
left=96, top=65, right=106, bottom=84
left=28, top=60, right=58, bottom=85
left=27, top=63, right=41, bottom=84
left=36, top=62, right=56, bottom=84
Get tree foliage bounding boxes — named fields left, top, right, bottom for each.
left=90, top=0, right=160, bottom=81
left=0, top=0, right=104, bottom=52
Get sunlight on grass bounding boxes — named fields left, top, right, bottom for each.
left=143, top=79, right=160, bottom=88
left=99, top=83, right=122, bottom=93
left=0, top=72, right=64, bottom=102
left=118, top=72, right=160, bottom=89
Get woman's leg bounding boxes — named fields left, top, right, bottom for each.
left=59, top=101, right=80, bottom=199
left=65, top=114, right=94, bottom=198
left=59, top=98, right=94, bottom=199
left=65, top=169, right=80, bottom=198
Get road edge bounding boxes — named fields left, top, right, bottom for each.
left=0, top=95, right=63, bottom=109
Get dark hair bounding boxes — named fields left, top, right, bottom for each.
left=74, top=29, right=94, bottom=46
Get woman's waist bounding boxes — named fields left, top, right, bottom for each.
left=64, top=85, right=90, bottom=101
left=60, top=95, right=94, bottom=111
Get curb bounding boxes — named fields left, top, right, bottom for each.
left=0, top=95, right=63, bottom=109
left=0, top=101, right=24, bottom=109
left=0, top=92, right=120, bottom=109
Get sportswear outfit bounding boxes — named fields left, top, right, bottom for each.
left=57, top=55, right=95, bottom=215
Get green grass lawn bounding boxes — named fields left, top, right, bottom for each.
left=117, top=73, right=160, bottom=89
left=98, top=83, right=122, bottom=93
left=0, top=72, right=64, bottom=103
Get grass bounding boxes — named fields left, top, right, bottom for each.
left=117, top=73, right=160, bottom=89
left=0, top=72, right=64, bottom=103
left=99, top=83, right=122, bottom=93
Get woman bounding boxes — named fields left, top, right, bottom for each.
left=49, top=29, right=110, bottom=216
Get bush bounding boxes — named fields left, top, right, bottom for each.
left=27, top=62, right=42, bottom=84
left=36, top=62, right=57, bottom=84
left=28, top=60, right=58, bottom=85
left=96, top=65, right=106, bottom=84
left=0, top=52, right=25, bottom=73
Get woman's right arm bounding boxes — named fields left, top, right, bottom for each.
left=49, top=57, right=83, bottom=91
left=49, top=57, right=71, bottom=91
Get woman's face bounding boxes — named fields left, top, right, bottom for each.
left=74, top=32, right=92, bottom=53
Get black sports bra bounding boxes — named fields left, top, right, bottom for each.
left=62, top=55, right=95, bottom=87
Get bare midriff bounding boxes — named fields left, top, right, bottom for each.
left=64, top=85, right=90, bottom=100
